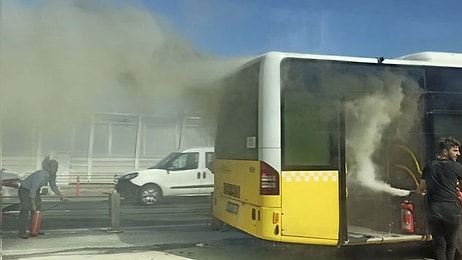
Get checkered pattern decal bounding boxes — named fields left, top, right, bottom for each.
left=282, top=171, right=338, bottom=182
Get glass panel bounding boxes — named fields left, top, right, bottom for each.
left=282, top=91, right=331, bottom=166
left=169, top=152, right=198, bottom=170
left=186, top=153, right=199, bottom=169
left=206, top=152, right=215, bottom=170
left=431, top=94, right=462, bottom=111
left=425, top=67, right=462, bottom=92
left=142, top=124, right=176, bottom=157
left=215, top=62, right=259, bottom=160
left=181, top=126, right=203, bottom=148
left=72, top=122, right=90, bottom=156
left=1, top=119, right=36, bottom=156
left=93, top=123, right=109, bottom=155
left=171, top=153, right=187, bottom=169
left=432, top=114, right=462, bottom=159
left=281, top=58, right=425, bottom=170
left=41, top=124, right=72, bottom=154
left=111, top=123, right=137, bottom=155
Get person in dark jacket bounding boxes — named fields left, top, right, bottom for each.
left=18, top=157, right=65, bottom=239
left=417, top=137, right=462, bottom=260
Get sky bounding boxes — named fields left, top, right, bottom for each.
left=137, top=0, right=462, bottom=59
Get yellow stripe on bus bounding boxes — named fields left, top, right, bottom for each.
left=282, top=171, right=338, bottom=182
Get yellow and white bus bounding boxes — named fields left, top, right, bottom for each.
left=212, top=51, right=462, bottom=246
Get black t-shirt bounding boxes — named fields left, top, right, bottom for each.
left=422, top=160, right=462, bottom=203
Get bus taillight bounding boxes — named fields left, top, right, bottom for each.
left=260, top=161, right=280, bottom=195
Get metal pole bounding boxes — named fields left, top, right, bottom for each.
left=107, top=175, right=121, bottom=233
left=107, top=192, right=121, bottom=233
left=87, top=115, right=95, bottom=182
left=0, top=0, right=3, bottom=171
left=178, top=117, right=183, bottom=149
left=76, top=176, right=80, bottom=197
left=134, top=115, right=142, bottom=169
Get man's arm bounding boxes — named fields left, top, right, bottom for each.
left=418, top=163, right=430, bottom=196
left=49, top=178, right=64, bottom=201
left=455, top=161, right=462, bottom=181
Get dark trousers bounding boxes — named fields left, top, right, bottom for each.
left=427, top=201, right=461, bottom=260
left=18, top=186, right=42, bottom=235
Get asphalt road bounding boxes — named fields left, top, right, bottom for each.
left=161, top=237, right=435, bottom=260
left=1, top=195, right=211, bottom=231
left=0, top=195, right=440, bottom=259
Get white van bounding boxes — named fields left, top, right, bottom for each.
left=115, top=147, right=214, bottom=205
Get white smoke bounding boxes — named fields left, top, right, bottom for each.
left=345, top=73, right=415, bottom=197
left=0, top=0, right=245, bottom=128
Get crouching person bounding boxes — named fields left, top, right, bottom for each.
left=18, top=157, right=64, bottom=239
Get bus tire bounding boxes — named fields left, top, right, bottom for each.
left=211, top=216, right=224, bottom=231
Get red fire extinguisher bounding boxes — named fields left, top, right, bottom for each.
left=401, top=200, right=414, bottom=234
left=457, top=190, right=462, bottom=205
left=30, top=211, right=42, bottom=237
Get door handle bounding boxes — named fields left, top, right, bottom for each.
left=202, top=172, right=206, bottom=178
left=197, top=172, right=200, bottom=179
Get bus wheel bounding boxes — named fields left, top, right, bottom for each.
left=211, top=216, right=224, bottom=231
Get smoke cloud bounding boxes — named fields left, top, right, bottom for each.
left=0, top=0, right=245, bottom=130
left=344, top=71, right=421, bottom=196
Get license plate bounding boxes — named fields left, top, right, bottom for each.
left=226, top=202, right=239, bottom=214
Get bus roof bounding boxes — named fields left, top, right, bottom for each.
left=254, top=51, right=462, bottom=69
left=396, top=51, right=462, bottom=65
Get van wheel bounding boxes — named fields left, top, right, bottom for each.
left=138, top=184, right=162, bottom=205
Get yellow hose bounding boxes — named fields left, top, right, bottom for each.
left=394, top=164, right=419, bottom=189
left=395, top=145, right=422, bottom=175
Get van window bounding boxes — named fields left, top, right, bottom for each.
left=206, top=152, right=215, bottom=172
left=170, top=152, right=199, bottom=170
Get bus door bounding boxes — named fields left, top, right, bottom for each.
left=280, top=169, right=341, bottom=241
left=279, top=91, right=343, bottom=243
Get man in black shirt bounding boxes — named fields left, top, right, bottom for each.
left=418, top=137, right=462, bottom=260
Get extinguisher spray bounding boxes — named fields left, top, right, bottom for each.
left=400, top=200, right=414, bottom=234
left=30, top=211, right=42, bottom=237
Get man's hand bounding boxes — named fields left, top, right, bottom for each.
left=31, top=202, right=37, bottom=212
left=417, top=180, right=426, bottom=196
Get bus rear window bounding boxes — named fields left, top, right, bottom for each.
left=282, top=91, right=337, bottom=169
left=215, top=62, right=260, bottom=160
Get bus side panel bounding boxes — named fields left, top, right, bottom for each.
left=214, top=159, right=281, bottom=207
left=281, top=170, right=339, bottom=241
left=213, top=159, right=281, bottom=237
left=213, top=190, right=259, bottom=235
